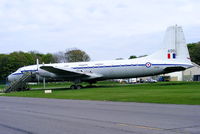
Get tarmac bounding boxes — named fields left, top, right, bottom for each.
left=0, top=96, right=200, bottom=134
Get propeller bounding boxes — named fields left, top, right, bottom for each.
left=36, top=59, right=40, bottom=83
left=36, top=58, right=39, bottom=71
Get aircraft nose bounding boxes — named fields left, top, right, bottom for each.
left=7, top=74, right=13, bottom=82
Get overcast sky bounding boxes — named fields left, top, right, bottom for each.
left=0, top=0, right=200, bottom=61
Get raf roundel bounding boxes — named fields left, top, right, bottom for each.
left=145, top=62, right=152, bottom=68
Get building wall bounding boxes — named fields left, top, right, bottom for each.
left=167, top=62, right=200, bottom=81
left=183, top=64, right=200, bottom=76
left=167, top=71, right=183, bottom=81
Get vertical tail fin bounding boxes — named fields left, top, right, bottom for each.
left=148, top=25, right=192, bottom=64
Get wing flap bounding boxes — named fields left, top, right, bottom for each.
left=40, top=66, right=102, bottom=79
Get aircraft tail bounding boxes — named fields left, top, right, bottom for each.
left=148, top=25, right=192, bottom=64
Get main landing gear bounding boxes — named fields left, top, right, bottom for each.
left=69, top=80, right=97, bottom=89
left=70, top=85, right=83, bottom=89
left=70, top=79, right=83, bottom=89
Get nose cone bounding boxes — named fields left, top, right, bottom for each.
left=7, top=74, right=13, bottom=82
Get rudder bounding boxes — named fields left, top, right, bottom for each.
left=148, top=25, right=192, bottom=64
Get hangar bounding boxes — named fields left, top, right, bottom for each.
left=167, top=62, right=200, bottom=81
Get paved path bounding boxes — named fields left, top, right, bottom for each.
left=0, top=96, right=200, bottom=134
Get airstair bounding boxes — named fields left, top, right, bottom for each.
left=3, top=72, right=32, bottom=93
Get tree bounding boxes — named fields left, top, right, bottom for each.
left=0, top=54, right=11, bottom=82
left=41, top=53, right=56, bottom=63
left=129, top=55, right=137, bottom=59
left=53, top=51, right=67, bottom=63
left=0, top=51, right=56, bottom=82
left=115, top=58, right=124, bottom=60
left=65, top=48, right=90, bottom=62
left=138, top=55, right=147, bottom=58
left=29, top=51, right=55, bottom=64
left=188, top=42, right=200, bottom=65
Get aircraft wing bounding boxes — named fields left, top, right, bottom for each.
left=40, top=66, right=102, bottom=79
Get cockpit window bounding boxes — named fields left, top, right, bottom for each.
left=17, top=67, right=23, bottom=73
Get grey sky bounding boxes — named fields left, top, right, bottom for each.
left=0, top=0, right=200, bottom=60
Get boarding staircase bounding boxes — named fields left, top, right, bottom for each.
left=3, top=72, right=32, bottom=93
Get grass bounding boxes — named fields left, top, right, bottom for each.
left=28, top=82, right=72, bottom=89
left=1, top=81, right=200, bottom=105
left=0, top=84, right=6, bottom=90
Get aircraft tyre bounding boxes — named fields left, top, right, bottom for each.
left=70, top=85, right=82, bottom=89
left=70, top=85, right=76, bottom=89
left=76, top=85, right=82, bottom=89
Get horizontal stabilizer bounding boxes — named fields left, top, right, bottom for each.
left=163, top=66, right=186, bottom=73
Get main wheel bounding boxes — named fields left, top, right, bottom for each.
left=70, top=85, right=82, bottom=89
left=70, top=85, right=76, bottom=89
left=76, top=85, right=82, bottom=89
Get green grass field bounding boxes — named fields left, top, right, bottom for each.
left=0, top=84, right=5, bottom=90
left=1, top=81, right=200, bottom=105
